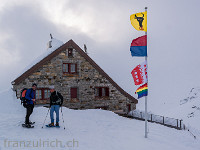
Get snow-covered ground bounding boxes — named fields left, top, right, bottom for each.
left=0, top=89, right=199, bottom=150
left=160, top=87, right=200, bottom=138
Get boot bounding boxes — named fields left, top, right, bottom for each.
left=24, top=124, right=32, bottom=128
left=28, top=121, right=35, bottom=125
left=56, top=122, right=59, bottom=127
left=48, top=123, right=54, bottom=127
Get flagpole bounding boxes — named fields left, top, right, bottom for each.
left=145, top=6, right=148, bottom=138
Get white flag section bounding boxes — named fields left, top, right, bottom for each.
left=140, top=60, right=148, bottom=84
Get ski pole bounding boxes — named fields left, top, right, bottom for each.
left=61, top=107, right=66, bottom=130
left=188, top=129, right=196, bottom=139
left=42, top=108, right=50, bottom=128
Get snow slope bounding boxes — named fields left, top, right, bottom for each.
left=162, top=88, right=200, bottom=131
left=0, top=89, right=199, bottom=150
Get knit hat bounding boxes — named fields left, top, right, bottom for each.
left=32, top=83, right=37, bottom=87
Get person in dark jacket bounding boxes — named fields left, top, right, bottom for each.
left=25, top=83, right=37, bottom=127
left=48, top=85, right=63, bottom=127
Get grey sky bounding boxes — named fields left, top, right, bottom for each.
left=0, top=0, right=200, bottom=113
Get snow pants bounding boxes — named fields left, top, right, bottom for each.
left=25, top=104, right=34, bottom=124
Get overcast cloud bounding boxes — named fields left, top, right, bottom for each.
left=0, top=0, right=200, bottom=114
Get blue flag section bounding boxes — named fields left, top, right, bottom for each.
left=130, top=35, right=147, bottom=57
left=130, top=46, right=147, bottom=56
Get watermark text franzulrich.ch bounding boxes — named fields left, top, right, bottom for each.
left=4, top=138, right=79, bottom=148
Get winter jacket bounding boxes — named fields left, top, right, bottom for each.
left=25, top=88, right=36, bottom=105
left=50, top=91, right=63, bottom=106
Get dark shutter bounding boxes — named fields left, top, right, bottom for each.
left=67, top=64, right=70, bottom=73
left=127, top=104, right=131, bottom=112
left=105, top=87, right=109, bottom=97
left=75, top=64, right=77, bottom=73
left=71, top=88, right=77, bottom=98
left=99, top=88, right=102, bottom=97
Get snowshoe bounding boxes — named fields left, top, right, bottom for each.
left=46, top=125, right=60, bottom=128
left=29, top=121, right=35, bottom=125
left=22, top=124, right=34, bottom=128
left=46, top=123, right=54, bottom=128
left=25, top=121, right=35, bottom=125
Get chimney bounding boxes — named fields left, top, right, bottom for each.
left=47, top=33, right=53, bottom=49
left=84, top=44, right=88, bottom=54
left=47, top=41, right=52, bottom=49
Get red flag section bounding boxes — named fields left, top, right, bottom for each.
left=131, top=61, right=148, bottom=85
left=131, top=65, right=143, bottom=85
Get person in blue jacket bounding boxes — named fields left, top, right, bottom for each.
left=25, top=83, right=37, bottom=126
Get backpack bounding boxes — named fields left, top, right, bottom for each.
left=20, top=88, right=28, bottom=108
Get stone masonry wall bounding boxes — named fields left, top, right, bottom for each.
left=13, top=48, right=136, bottom=111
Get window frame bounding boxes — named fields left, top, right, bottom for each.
left=95, top=87, right=109, bottom=98
left=62, top=63, right=68, bottom=73
left=44, top=89, right=51, bottom=99
left=62, top=63, right=77, bottom=74
left=35, top=89, right=42, bottom=100
left=35, top=88, right=50, bottom=100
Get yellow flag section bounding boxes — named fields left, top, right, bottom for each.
left=130, top=11, right=147, bottom=32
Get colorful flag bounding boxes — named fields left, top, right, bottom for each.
left=135, top=83, right=148, bottom=99
left=130, top=35, right=147, bottom=57
left=131, top=60, right=148, bottom=85
left=130, top=11, right=147, bottom=32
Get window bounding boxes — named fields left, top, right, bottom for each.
left=36, top=88, right=50, bottom=100
left=95, top=87, right=109, bottom=98
left=71, top=64, right=76, bottom=73
left=63, top=63, right=77, bottom=74
left=36, top=90, right=42, bottom=100
left=71, top=88, right=78, bottom=99
left=102, top=88, right=106, bottom=97
left=63, top=63, right=68, bottom=73
left=68, top=48, right=73, bottom=57
left=95, top=88, right=99, bottom=97
left=44, top=89, right=50, bottom=99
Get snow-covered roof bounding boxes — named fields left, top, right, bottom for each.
left=16, top=38, right=64, bottom=80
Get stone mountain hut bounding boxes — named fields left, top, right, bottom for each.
left=12, top=38, right=138, bottom=112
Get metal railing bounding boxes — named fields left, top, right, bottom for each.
left=128, top=110, right=185, bottom=130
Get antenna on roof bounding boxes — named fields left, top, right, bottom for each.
left=50, top=33, right=53, bottom=39
left=84, top=44, right=88, bottom=54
